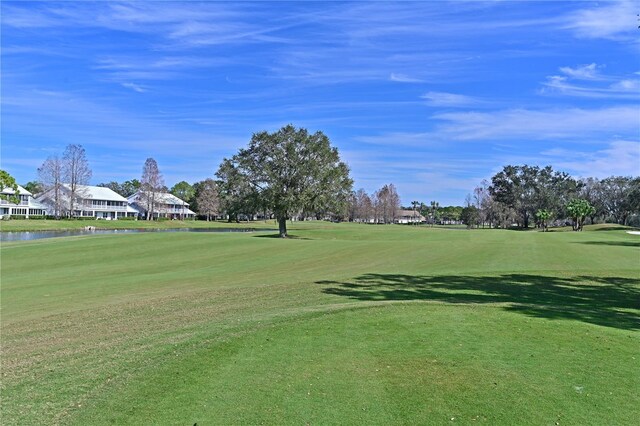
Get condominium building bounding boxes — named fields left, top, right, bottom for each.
left=37, top=184, right=138, bottom=219
left=127, top=191, right=195, bottom=219
left=0, top=185, right=48, bottom=218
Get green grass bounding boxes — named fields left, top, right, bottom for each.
left=0, top=218, right=279, bottom=232
left=1, top=222, right=638, bottom=425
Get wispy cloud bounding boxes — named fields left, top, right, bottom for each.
left=433, top=106, right=639, bottom=141
left=389, top=73, right=424, bottom=83
left=359, top=106, right=639, bottom=146
left=540, top=63, right=640, bottom=99
left=564, top=0, right=637, bottom=41
left=120, top=82, right=146, bottom=93
left=421, top=91, right=480, bottom=107
left=559, top=63, right=602, bottom=80
left=541, top=141, right=640, bottom=178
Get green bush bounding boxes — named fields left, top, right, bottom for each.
left=9, top=215, right=28, bottom=220
left=118, top=216, right=137, bottom=221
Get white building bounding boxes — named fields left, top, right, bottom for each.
left=0, top=185, right=48, bottom=218
left=127, top=191, right=195, bottom=219
left=395, top=209, right=426, bottom=224
left=37, top=184, right=137, bottom=219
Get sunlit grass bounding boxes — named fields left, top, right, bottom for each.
left=1, top=222, right=638, bottom=424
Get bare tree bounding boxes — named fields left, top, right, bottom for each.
left=62, top=144, right=92, bottom=216
left=38, top=155, right=64, bottom=217
left=196, top=178, right=220, bottom=221
left=355, top=189, right=373, bottom=222
left=140, top=158, right=164, bottom=220
left=374, top=184, right=401, bottom=224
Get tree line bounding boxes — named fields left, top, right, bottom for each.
left=462, top=165, right=640, bottom=231
left=8, top=131, right=640, bottom=234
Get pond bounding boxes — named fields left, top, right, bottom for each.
left=0, top=228, right=277, bottom=242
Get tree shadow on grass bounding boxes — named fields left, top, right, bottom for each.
left=578, top=241, right=640, bottom=248
left=591, top=226, right=637, bottom=231
left=253, top=234, right=312, bottom=240
left=316, top=273, right=640, bottom=330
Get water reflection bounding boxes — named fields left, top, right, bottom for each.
left=1, top=228, right=276, bottom=242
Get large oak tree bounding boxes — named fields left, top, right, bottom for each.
left=216, top=125, right=353, bottom=237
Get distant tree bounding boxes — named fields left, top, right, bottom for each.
left=23, top=181, right=41, bottom=195
left=411, top=200, right=420, bottom=225
left=429, top=200, right=440, bottom=226
left=0, top=170, right=20, bottom=204
left=97, top=181, right=122, bottom=194
left=171, top=181, right=195, bottom=219
left=374, top=184, right=400, bottom=224
left=216, top=159, right=261, bottom=223
left=216, top=125, right=352, bottom=237
left=121, top=179, right=141, bottom=197
left=439, top=205, right=463, bottom=224
left=461, top=205, right=480, bottom=228
left=535, top=209, right=553, bottom=232
left=349, top=188, right=373, bottom=222
left=599, top=176, right=638, bottom=225
left=62, top=144, right=92, bottom=216
left=38, top=155, right=64, bottom=217
left=567, top=199, right=595, bottom=231
left=489, top=165, right=578, bottom=228
left=196, top=178, right=220, bottom=221
left=579, top=177, right=605, bottom=224
left=140, top=158, right=164, bottom=220
left=97, top=179, right=140, bottom=197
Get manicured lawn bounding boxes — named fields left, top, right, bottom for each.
left=0, top=218, right=277, bottom=232
left=1, top=223, right=638, bottom=424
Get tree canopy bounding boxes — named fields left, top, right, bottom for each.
left=489, top=165, right=578, bottom=228
left=567, top=199, right=596, bottom=231
left=0, top=170, right=20, bottom=204
left=216, top=125, right=353, bottom=237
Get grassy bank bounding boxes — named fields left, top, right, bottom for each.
left=0, top=218, right=280, bottom=232
left=1, top=223, right=638, bottom=424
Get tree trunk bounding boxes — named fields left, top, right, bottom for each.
left=278, top=217, right=288, bottom=238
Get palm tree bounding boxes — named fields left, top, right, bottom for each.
left=411, top=200, right=420, bottom=225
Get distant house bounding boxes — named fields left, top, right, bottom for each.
left=0, top=185, right=48, bottom=218
left=395, top=209, right=426, bottom=224
left=127, top=191, right=195, bottom=219
left=37, top=184, right=137, bottom=219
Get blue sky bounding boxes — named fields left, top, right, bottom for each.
left=2, top=1, right=638, bottom=205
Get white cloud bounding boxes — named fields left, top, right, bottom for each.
left=541, top=76, right=640, bottom=99
left=610, top=79, right=640, bottom=92
left=559, top=63, right=601, bottom=80
left=389, top=73, right=424, bottom=83
left=564, top=0, right=637, bottom=40
left=359, top=106, right=639, bottom=147
left=120, top=82, right=146, bottom=93
left=540, top=64, right=640, bottom=99
left=542, top=141, right=640, bottom=178
left=433, top=106, right=639, bottom=141
left=421, top=91, right=479, bottom=107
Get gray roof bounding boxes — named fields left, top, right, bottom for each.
left=128, top=191, right=189, bottom=206
left=63, top=184, right=127, bottom=202
left=1, top=184, right=31, bottom=196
